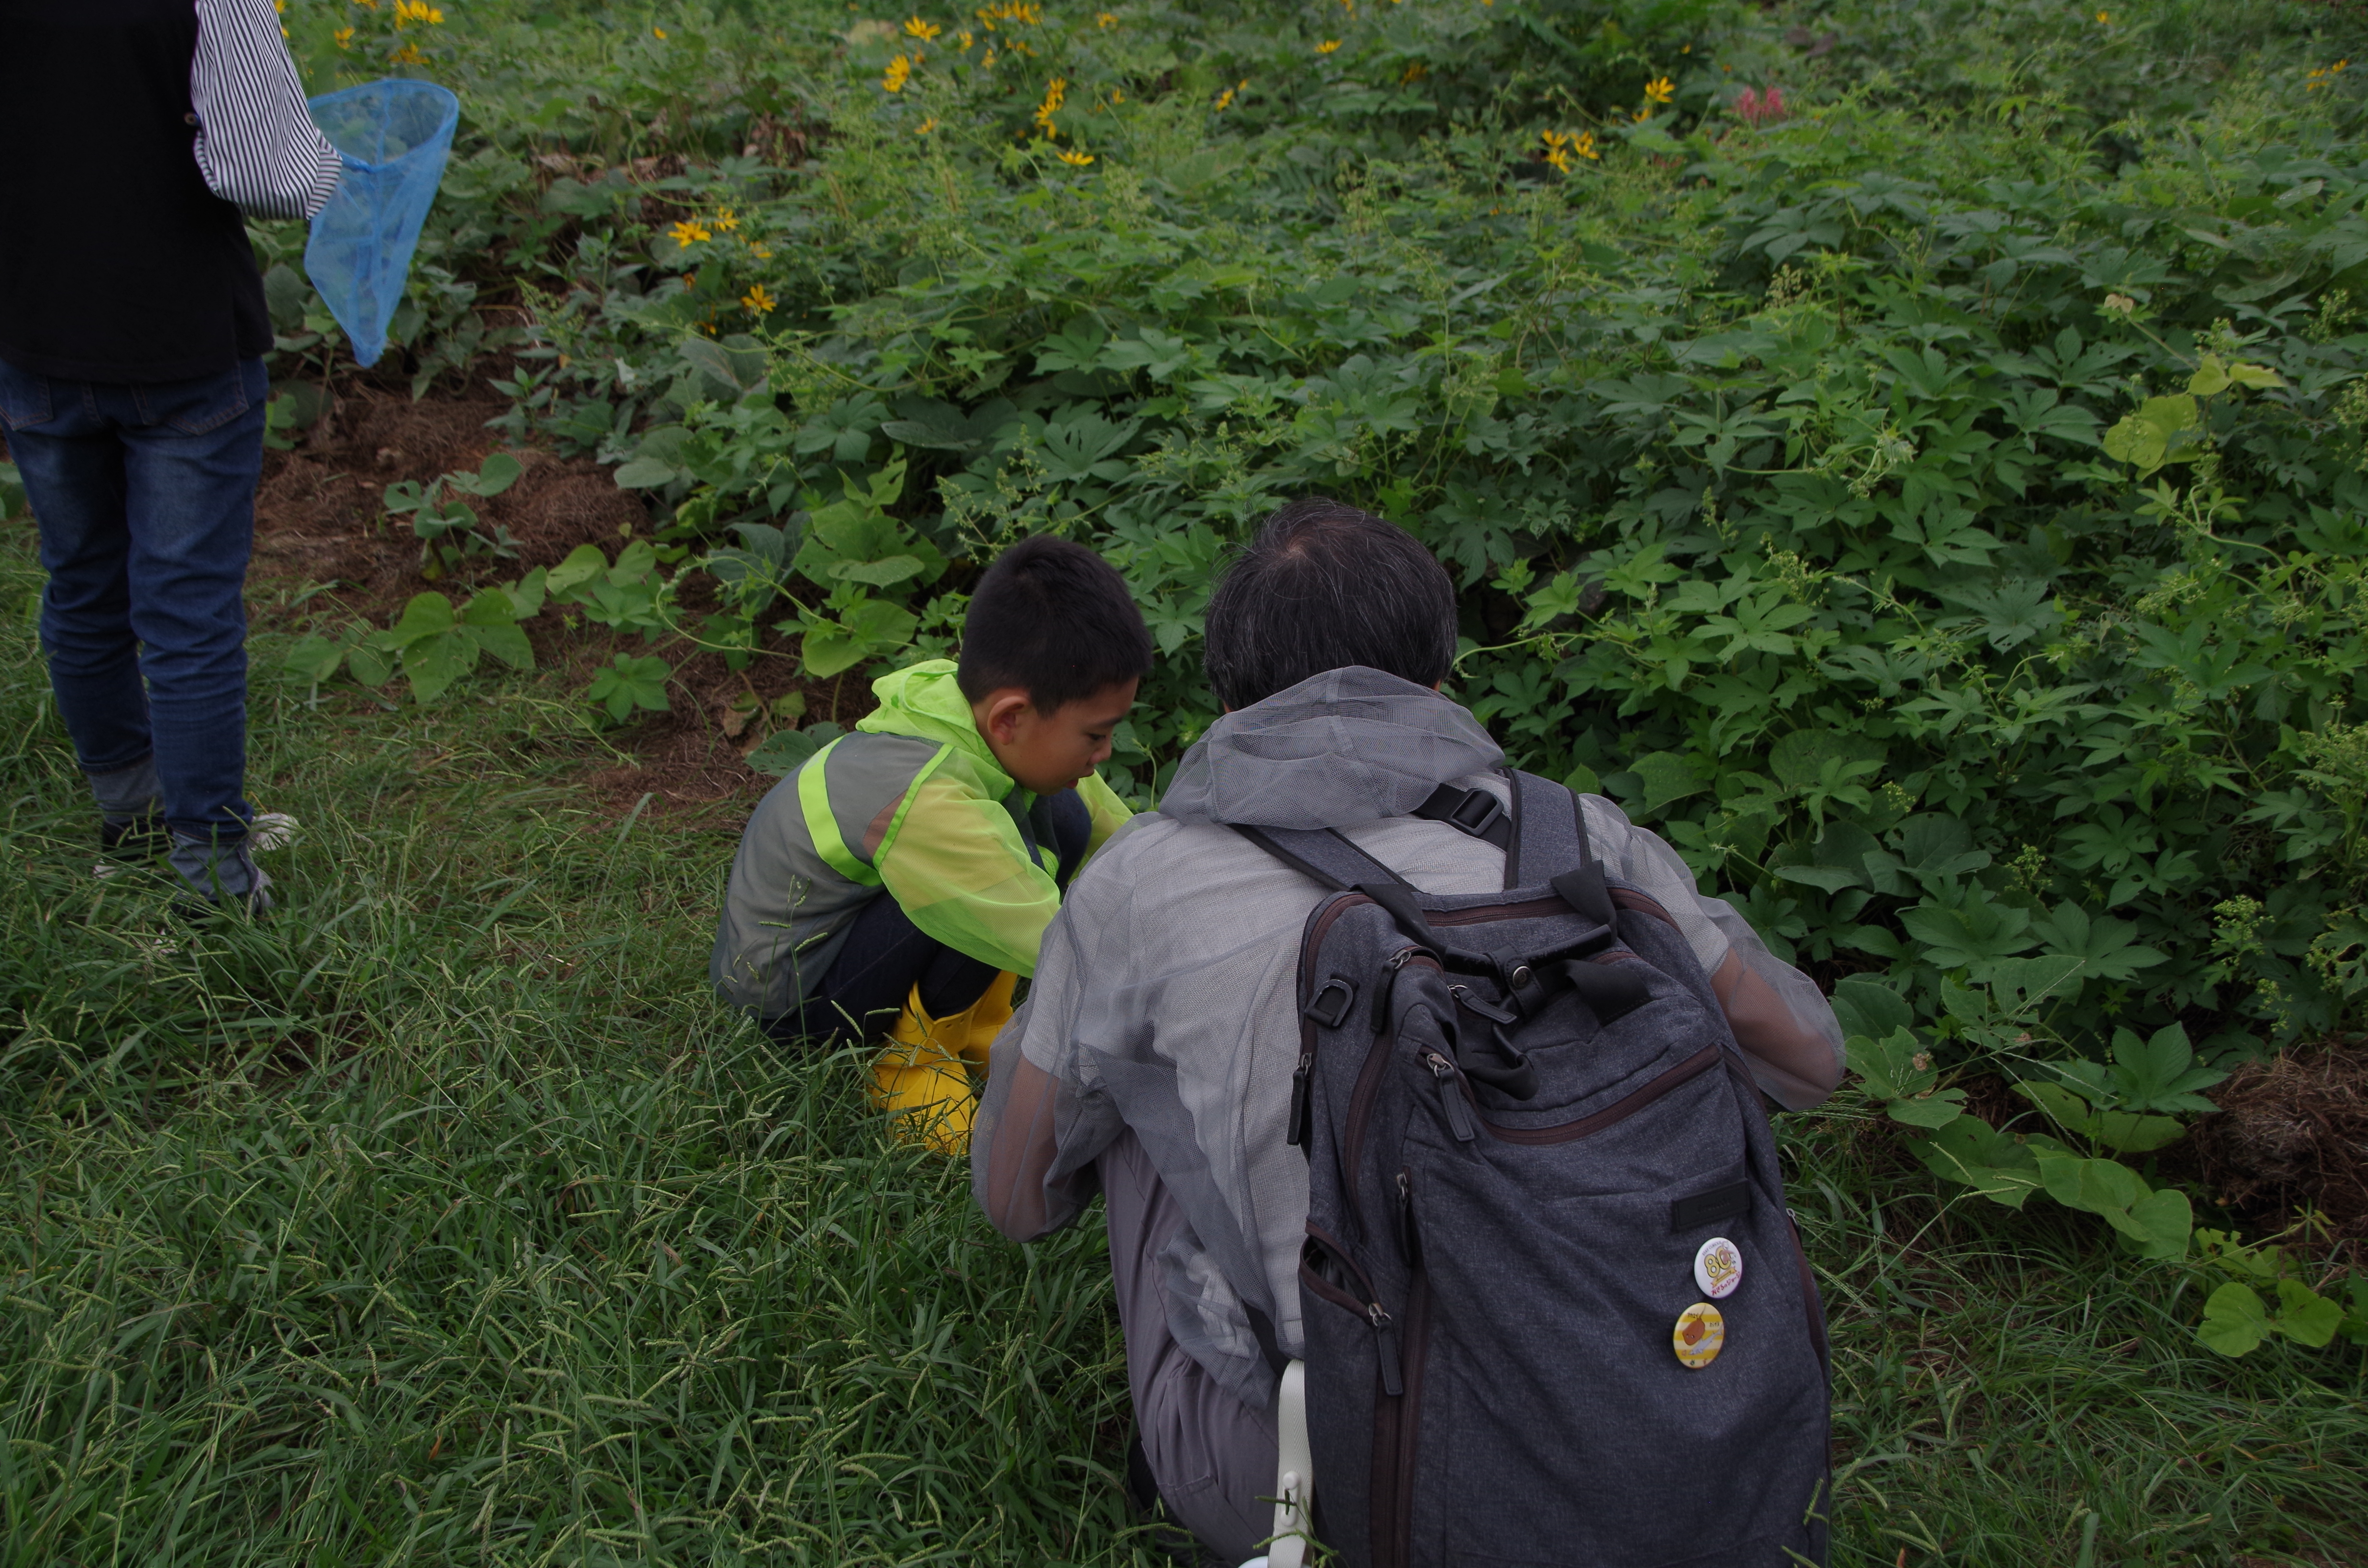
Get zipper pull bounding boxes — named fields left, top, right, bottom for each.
left=1396, top=1168, right=1420, bottom=1265
left=1424, top=1052, right=1478, bottom=1142
left=1369, top=1301, right=1405, bottom=1397
left=1372, top=945, right=1422, bottom=1032
left=1286, top=1052, right=1314, bottom=1147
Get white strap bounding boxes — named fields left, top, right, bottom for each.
left=1266, top=1359, right=1314, bottom=1568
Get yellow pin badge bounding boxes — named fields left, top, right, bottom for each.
left=1673, top=1302, right=1725, bottom=1369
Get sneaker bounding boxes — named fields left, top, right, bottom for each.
left=248, top=812, right=300, bottom=852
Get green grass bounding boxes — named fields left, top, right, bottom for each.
left=0, top=534, right=2360, bottom=1567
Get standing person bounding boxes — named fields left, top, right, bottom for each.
left=972, top=499, right=1846, bottom=1565
left=712, top=534, right=1153, bottom=1153
left=0, top=0, right=341, bottom=909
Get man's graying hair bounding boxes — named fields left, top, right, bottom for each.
left=1203, top=497, right=1458, bottom=710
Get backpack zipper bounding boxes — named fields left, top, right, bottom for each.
left=1342, top=948, right=1431, bottom=1237
left=1422, top=1051, right=1478, bottom=1141
left=1378, top=1175, right=1432, bottom=1568
left=1475, top=1042, right=1723, bottom=1145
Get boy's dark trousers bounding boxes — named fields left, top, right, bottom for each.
left=770, top=786, right=1091, bottom=1045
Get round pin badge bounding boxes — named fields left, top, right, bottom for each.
left=1673, top=1302, right=1726, bottom=1369
left=1692, top=1236, right=1743, bottom=1300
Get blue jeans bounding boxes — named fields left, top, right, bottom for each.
left=0, top=356, right=265, bottom=848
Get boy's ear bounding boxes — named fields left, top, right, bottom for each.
left=975, top=688, right=1034, bottom=745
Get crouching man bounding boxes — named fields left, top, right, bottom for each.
left=970, top=498, right=1846, bottom=1563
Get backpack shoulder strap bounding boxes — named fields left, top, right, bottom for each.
left=1508, top=771, right=1619, bottom=926
left=1232, top=823, right=1412, bottom=892
left=1508, top=770, right=1593, bottom=883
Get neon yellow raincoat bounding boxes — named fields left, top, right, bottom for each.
left=711, top=660, right=1131, bottom=1020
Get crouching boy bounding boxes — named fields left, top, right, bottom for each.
left=712, top=535, right=1152, bottom=1152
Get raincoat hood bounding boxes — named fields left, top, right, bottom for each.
left=1160, top=666, right=1505, bottom=831
left=856, top=659, right=1013, bottom=797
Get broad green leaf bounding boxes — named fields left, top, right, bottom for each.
left=505, top=567, right=548, bottom=620
left=2272, top=1279, right=2344, bottom=1348
left=800, top=626, right=869, bottom=679
left=1830, top=978, right=1913, bottom=1042
left=2116, top=1186, right=2192, bottom=1258
left=2090, top=1110, right=2188, bottom=1154
left=1900, top=895, right=2036, bottom=971
left=472, top=624, right=535, bottom=671
left=347, top=639, right=396, bottom=688
left=829, top=555, right=926, bottom=586
left=1850, top=1027, right=1934, bottom=1101
left=1887, top=1090, right=1969, bottom=1129
left=283, top=634, right=347, bottom=686
left=2186, top=353, right=2232, bottom=397
left=547, top=544, right=609, bottom=599
left=1630, top=751, right=1706, bottom=810
left=386, top=592, right=457, bottom=649
left=612, top=457, right=680, bottom=489
left=2197, top=1282, right=2269, bottom=1356
left=450, top=451, right=524, bottom=496
left=402, top=627, right=478, bottom=703
left=1769, top=730, right=1884, bottom=791
left=1912, top=1115, right=2042, bottom=1207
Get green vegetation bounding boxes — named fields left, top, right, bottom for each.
left=4, top=0, right=2368, bottom=1560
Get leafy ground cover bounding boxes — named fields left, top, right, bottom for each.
left=4, top=0, right=2368, bottom=1560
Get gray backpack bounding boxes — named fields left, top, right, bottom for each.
left=1237, top=771, right=1831, bottom=1568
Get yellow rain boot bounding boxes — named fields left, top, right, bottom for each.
left=945, top=969, right=1018, bottom=1070
left=869, top=985, right=979, bottom=1155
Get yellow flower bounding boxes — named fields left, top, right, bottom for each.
left=1097, top=10, right=1116, bottom=25
left=1539, top=128, right=1599, bottom=172
left=392, top=0, right=442, bottom=26
left=1643, top=75, right=1674, bottom=104
left=1400, top=60, right=1427, bottom=84
left=333, top=24, right=355, bottom=47
left=2095, top=8, right=2110, bottom=21
left=982, top=47, right=996, bottom=66
left=1213, top=77, right=1247, bottom=111
left=742, top=284, right=776, bottom=315
left=1316, top=37, right=1342, bottom=53
left=916, top=115, right=939, bottom=134
left=1032, top=75, right=1067, bottom=135
left=749, top=243, right=773, bottom=258
left=905, top=14, right=941, bottom=39
left=1111, top=88, right=1125, bottom=103
left=713, top=208, right=740, bottom=232
left=670, top=219, right=712, bottom=247
left=956, top=28, right=973, bottom=47
left=883, top=53, right=913, bottom=91
left=654, top=25, right=667, bottom=37
left=390, top=41, right=426, bottom=62
left=1056, top=147, right=1095, bottom=165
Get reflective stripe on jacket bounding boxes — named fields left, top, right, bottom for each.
left=710, top=660, right=1131, bottom=1018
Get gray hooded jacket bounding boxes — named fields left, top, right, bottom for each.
left=972, top=667, right=1843, bottom=1410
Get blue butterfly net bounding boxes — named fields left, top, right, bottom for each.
left=304, top=81, right=459, bottom=368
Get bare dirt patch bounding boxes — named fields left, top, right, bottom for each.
left=249, top=385, right=876, bottom=826
left=2190, top=1040, right=2368, bottom=1256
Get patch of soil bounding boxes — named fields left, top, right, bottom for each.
left=250, top=383, right=876, bottom=825
left=2188, top=1040, right=2368, bottom=1254
left=252, top=383, right=648, bottom=616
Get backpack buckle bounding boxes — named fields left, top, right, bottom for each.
left=1445, top=789, right=1504, bottom=839
left=1304, top=977, right=1357, bottom=1030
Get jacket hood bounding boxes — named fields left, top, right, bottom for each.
left=1159, top=666, right=1504, bottom=830
left=856, top=659, right=1013, bottom=795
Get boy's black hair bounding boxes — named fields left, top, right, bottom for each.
left=1203, top=496, right=1457, bottom=710
left=957, top=534, right=1154, bottom=711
